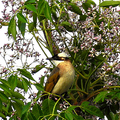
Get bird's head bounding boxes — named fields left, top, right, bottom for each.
left=47, top=52, right=70, bottom=66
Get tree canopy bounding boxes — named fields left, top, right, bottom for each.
left=0, top=0, right=120, bottom=119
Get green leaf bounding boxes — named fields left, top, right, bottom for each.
left=17, top=79, right=24, bottom=89
left=17, top=13, right=27, bottom=23
left=68, top=3, right=82, bottom=15
left=0, top=99, right=2, bottom=110
left=18, top=68, right=35, bottom=81
left=81, top=101, right=90, bottom=107
left=32, top=103, right=43, bottom=119
left=8, top=16, right=16, bottom=40
left=21, top=102, right=31, bottom=116
left=66, top=106, right=77, bottom=112
left=12, top=98, right=24, bottom=106
left=22, top=77, right=31, bottom=92
left=0, top=79, right=11, bottom=88
left=32, top=64, right=45, bottom=73
left=42, top=98, right=57, bottom=120
left=87, top=0, right=96, bottom=5
left=44, top=1, right=52, bottom=21
left=23, top=77, right=31, bottom=87
left=99, top=1, right=120, bottom=7
left=79, top=15, right=87, bottom=21
left=35, top=83, right=44, bottom=91
left=0, top=92, right=8, bottom=101
left=18, top=20, right=26, bottom=36
left=22, top=78, right=29, bottom=92
left=65, top=106, right=84, bottom=120
left=38, top=14, right=46, bottom=21
left=6, top=102, right=11, bottom=112
left=59, top=112, right=65, bottom=120
left=38, top=0, right=45, bottom=15
left=8, top=75, right=18, bottom=91
left=0, top=84, right=11, bottom=95
left=28, top=22, right=34, bottom=32
left=40, top=76, right=45, bottom=86
left=21, top=112, right=28, bottom=120
left=2, top=105, right=8, bottom=114
left=81, top=102, right=104, bottom=118
left=51, top=7, right=58, bottom=21
left=115, top=114, right=119, bottom=120
left=112, top=92, right=120, bottom=100
left=33, top=12, right=37, bottom=28
left=82, top=0, right=95, bottom=12
left=61, top=21, right=74, bottom=32
left=28, top=112, right=36, bottom=120
left=13, top=74, right=18, bottom=90
left=42, top=98, right=56, bottom=116
left=109, top=112, right=116, bottom=120
left=0, top=112, right=6, bottom=118
left=2, top=102, right=11, bottom=114
left=94, top=91, right=108, bottom=103
left=12, top=102, right=22, bottom=117
left=65, top=111, right=73, bottom=120
left=11, top=91, right=25, bottom=99
left=25, top=4, right=37, bottom=13
left=72, top=114, right=84, bottom=120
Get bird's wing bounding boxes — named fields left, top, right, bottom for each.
left=45, top=67, right=60, bottom=93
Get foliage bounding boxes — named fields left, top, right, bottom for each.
left=0, top=0, right=120, bottom=119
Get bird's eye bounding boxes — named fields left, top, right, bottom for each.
left=60, top=57, right=65, bottom=60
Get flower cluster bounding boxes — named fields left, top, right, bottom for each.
left=1, top=0, right=24, bottom=22
left=0, top=35, right=42, bottom=77
left=49, top=2, right=120, bottom=86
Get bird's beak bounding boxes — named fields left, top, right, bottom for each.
left=46, top=57, right=53, bottom=60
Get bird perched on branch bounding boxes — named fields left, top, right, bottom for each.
left=42, top=52, right=75, bottom=99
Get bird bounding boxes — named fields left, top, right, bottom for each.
left=43, top=52, right=75, bottom=99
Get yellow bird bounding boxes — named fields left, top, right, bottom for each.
left=44, top=52, right=75, bottom=97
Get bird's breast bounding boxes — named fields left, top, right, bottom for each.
left=52, top=61, right=75, bottom=94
